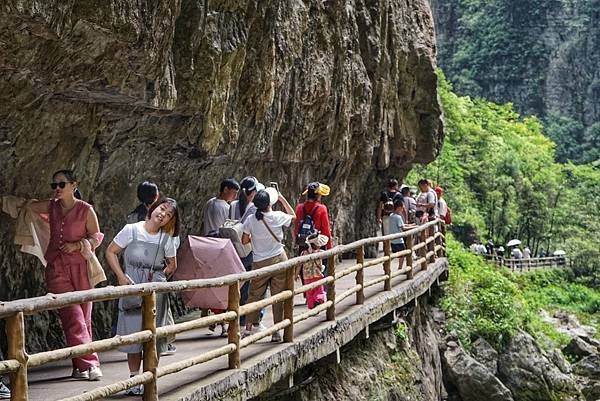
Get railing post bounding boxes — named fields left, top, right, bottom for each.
left=7, top=312, right=27, bottom=401
left=440, top=222, right=447, bottom=256
left=383, top=240, right=392, bottom=291
left=142, top=293, right=158, bottom=401
left=406, top=235, right=414, bottom=280
left=283, top=267, right=295, bottom=343
left=419, top=228, right=428, bottom=270
left=356, top=246, right=365, bottom=304
left=227, top=281, right=241, bottom=368
left=428, top=224, right=436, bottom=264
left=436, top=221, right=444, bottom=257
left=326, top=255, right=336, bottom=321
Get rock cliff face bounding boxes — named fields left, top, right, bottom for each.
left=0, top=1, right=442, bottom=352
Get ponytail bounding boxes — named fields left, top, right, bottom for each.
left=255, top=209, right=264, bottom=221
left=74, top=188, right=82, bottom=200
left=253, top=190, right=271, bottom=221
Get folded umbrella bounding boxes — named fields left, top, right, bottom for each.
left=174, top=236, right=246, bottom=310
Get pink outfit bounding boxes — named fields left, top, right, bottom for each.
left=44, top=199, right=100, bottom=371
left=300, top=250, right=327, bottom=310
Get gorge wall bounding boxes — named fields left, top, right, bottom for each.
left=0, top=1, right=443, bottom=352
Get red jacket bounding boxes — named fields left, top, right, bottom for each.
left=294, top=200, right=332, bottom=249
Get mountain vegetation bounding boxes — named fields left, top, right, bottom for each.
left=431, top=0, right=600, bottom=165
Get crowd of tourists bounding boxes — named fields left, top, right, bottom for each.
left=0, top=171, right=450, bottom=397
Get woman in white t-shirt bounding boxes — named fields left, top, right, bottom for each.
left=105, top=198, right=180, bottom=396
left=241, top=190, right=296, bottom=342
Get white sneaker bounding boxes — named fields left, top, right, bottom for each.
left=271, top=331, right=282, bottom=342
left=71, top=368, right=89, bottom=380
left=125, top=384, right=143, bottom=396
left=88, top=366, right=103, bottom=381
left=242, top=323, right=266, bottom=338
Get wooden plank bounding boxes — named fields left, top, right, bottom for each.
left=155, top=312, right=236, bottom=338
left=294, top=300, right=333, bottom=323
left=227, top=282, right=241, bottom=369
left=326, top=255, right=336, bottom=321
left=58, top=372, right=154, bottom=401
left=239, top=290, right=293, bottom=317
left=6, top=312, right=27, bottom=401
left=142, top=293, right=158, bottom=401
left=156, top=345, right=236, bottom=378
left=356, top=246, right=365, bottom=305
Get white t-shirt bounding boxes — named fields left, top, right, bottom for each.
left=113, top=222, right=177, bottom=258
left=416, top=189, right=438, bottom=216
left=243, top=211, right=293, bottom=262
left=438, top=198, right=448, bottom=218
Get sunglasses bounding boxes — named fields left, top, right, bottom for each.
left=50, top=181, right=73, bottom=190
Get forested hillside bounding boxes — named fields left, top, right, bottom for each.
left=430, top=0, right=600, bottom=165
left=408, top=73, right=600, bottom=284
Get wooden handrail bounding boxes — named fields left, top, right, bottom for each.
left=0, top=220, right=447, bottom=401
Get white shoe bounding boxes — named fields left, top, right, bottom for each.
left=242, top=323, right=266, bottom=338
left=125, top=384, right=143, bottom=396
left=88, top=366, right=103, bottom=381
left=71, top=368, right=89, bottom=380
left=271, top=331, right=282, bottom=342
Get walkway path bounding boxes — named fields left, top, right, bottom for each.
left=25, top=255, right=444, bottom=401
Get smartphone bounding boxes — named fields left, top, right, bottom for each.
left=269, top=182, right=279, bottom=192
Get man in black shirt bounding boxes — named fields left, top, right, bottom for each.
left=377, top=178, right=402, bottom=234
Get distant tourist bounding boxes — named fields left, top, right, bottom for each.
left=298, top=234, right=328, bottom=309
left=202, top=178, right=239, bottom=236
left=242, top=190, right=296, bottom=342
left=523, top=246, right=531, bottom=259
left=377, top=178, right=402, bottom=234
left=127, top=181, right=159, bottom=224
left=416, top=179, right=438, bottom=223
left=105, top=198, right=180, bottom=396
left=512, top=247, right=523, bottom=259
left=401, top=185, right=416, bottom=223
left=389, top=198, right=415, bottom=269
left=294, top=182, right=332, bottom=252
left=435, top=186, right=449, bottom=223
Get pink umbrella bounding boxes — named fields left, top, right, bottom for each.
left=174, top=236, right=246, bottom=310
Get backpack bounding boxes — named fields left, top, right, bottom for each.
left=444, top=206, right=452, bottom=225
left=382, top=191, right=399, bottom=215
left=219, top=219, right=252, bottom=258
left=297, top=204, right=321, bottom=246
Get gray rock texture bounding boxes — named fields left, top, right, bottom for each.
left=471, top=337, right=499, bottom=375
left=0, top=0, right=443, bottom=353
left=498, top=331, right=584, bottom=401
left=441, top=338, right=513, bottom=401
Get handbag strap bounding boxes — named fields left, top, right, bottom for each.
left=261, top=218, right=281, bottom=243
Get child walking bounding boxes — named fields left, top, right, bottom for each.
left=298, top=234, right=328, bottom=309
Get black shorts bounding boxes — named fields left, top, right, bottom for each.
left=391, top=243, right=406, bottom=253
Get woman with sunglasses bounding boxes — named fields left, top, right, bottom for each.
left=28, top=170, right=104, bottom=381
left=105, top=198, right=180, bottom=396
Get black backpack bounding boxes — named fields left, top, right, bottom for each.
left=297, top=204, right=321, bottom=246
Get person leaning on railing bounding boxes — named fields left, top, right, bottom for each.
left=25, top=170, right=105, bottom=381
left=241, top=189, right=296, bottom=342
left=104, top=198, right=180, bottom=396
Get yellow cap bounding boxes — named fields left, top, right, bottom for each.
left=302, top=182, right=331, bottom=197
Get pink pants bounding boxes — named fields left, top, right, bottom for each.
left=304, top=277, right=326, bottom=310
left=45, top=256, right=99, bottom=371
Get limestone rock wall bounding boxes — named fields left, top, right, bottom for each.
left=0, top=0, right=442, bottom=352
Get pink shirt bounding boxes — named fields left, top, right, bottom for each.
left=45, top=200, right=92, bottom=266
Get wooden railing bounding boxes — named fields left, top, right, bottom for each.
left=0, top=220, right=447, bottom=401
left=485, top=255, right=569, bottom=271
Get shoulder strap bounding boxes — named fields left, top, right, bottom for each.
left=131, top=223, right=138, bottom=242
left=261, top=219, right=281, bottom=243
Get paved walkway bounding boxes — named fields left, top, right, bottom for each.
left=25, top=255, right=436, bottom=400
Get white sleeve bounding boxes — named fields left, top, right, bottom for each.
left=274, top=211, right=293, bottom=227
left=164, top=236, right=177, bottom=258
left=113, top=224, right=133, bottom=249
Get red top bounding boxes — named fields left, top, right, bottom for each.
left=45, top=199, right=92, bottom=265
left=293, top=200, right=332, bottom=249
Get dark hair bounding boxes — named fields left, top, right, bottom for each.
left=137, top=181, right=159, bottom=206
left=254, top=190, right=271, bottom=221
left=238, top=176, right=258, bottom=216
left=393, top=197, right=404, bottom=209
left=220, top=178, right=240, bottom=193
left=52, top=169, right=82, bottom=200
left=306, top=182, right=319, bottom=200
left=147, top=197, right=180, bottom=236
left=387, top=178, right=399, bottom=190
left=417, top=179, right=429, bottom=186
left=401, top=186, right=410, bottom=196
